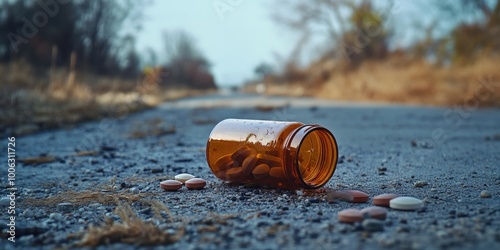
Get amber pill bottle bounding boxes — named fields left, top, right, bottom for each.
left=206, top=119, right=338, bottom=189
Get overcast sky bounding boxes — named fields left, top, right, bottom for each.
left=134, top=0, right=462, bottom=87
left=135, top=0, right=297, bottom=87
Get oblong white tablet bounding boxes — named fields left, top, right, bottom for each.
left=389, top=196, right=423, bottom=211
left=174, top=173, right=195, bottom=184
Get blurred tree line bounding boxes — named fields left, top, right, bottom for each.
left=0, top=0, right=215, bottom=89
left=259, top=0, right=500, bottom=81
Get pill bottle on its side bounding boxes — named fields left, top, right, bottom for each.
left=206, top=119, right=338, bottom=189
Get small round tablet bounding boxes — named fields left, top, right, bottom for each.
left=328, top=190, right=369, bottom=203
left=231, top=146, right=253, bottom=166
left=373, top=194, right=399, bottom=207
left=160, top=180, right=183, bottom=191
left=175, top=173, right=195, bottom=183
left=225, top=167, right=244, bottom=181
left=185, top=178, right=207, bottom=190
left=241, top=154, right=258, bottom=175
left=389, top=196, right=423, bottom=211
left=360, top=206, right=387, bottom=220
left=252, top=163, right=270, bottom=179
left=269, top=166, right=286, bottom=179
left=215, top=155, right=234, bottom=171
left=338, top=209, right=363, bottom=223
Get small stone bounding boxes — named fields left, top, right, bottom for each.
left=21, top=209, right=34, bottom=217
left=130, top=187, right=139, bottom=194
left=185, top=178, right=207, bottom=190
left=390, top=197, right=423, bottom=211
left=151, top=168, right=164, bottom=173
left=0, top=197, right=10, bottom=206
left=296, top=190, right=304, bottom=196
left=480, top=190, right=492, bottom=198
left=160, top=180, right=183, bottom=191
left=175, top=173, right=195, bottom=183
left=49, top=213, right=63, bottom=221
left=362, top=219, right=384, bottom=232
left=414, top=181, right=429, bottom=188
left=57, top=202, right=74, bottom=213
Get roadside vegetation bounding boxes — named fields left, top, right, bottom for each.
left=246, top=0, right=500, bottom=107
left=0, top=0, right=216, bottom=136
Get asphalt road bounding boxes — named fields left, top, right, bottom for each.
left=1, top=93, right=499, bottom=249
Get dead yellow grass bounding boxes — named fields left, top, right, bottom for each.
left=251, top=56, right=500, bottom=107
left=318, top=56, right=500, bottom=106
left=24, top=180, right=183, bottom=246
left=74, top=202, right=183, bottom=247
left=1, top=60, right=207, bottom=136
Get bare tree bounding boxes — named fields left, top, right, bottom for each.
left=161, top=31, right=215, bottom=89
left=273, top=0, right=391, bottom=69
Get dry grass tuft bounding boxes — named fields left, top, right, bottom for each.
left=75, top=203, right=183, bottom=247
left=24, top=190, right=145, bottom=207
left=73, top=151, right=99, bottom=157
left=20, top=156, right=57, bottom=165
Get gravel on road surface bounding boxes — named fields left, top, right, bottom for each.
left=1, top=93, right=499, bottom=249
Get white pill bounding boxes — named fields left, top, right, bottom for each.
left=389, top=196, right=423, bottom=211
left=174, top=173, right=195, bottom=184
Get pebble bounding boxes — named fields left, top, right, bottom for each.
left=360, top=206, right=387, bottom=220
left=185, top=178, right=207, bottom=190
left=389, top=196, right=423, bottom=211
left=0, top=196, right=10, bottom=206
left=49, top=213, right=63, bottom=221
left=57, top=202, right=74, bottom=213
left=338, top=209, right=363, bottom=223
left=130, top=187, right=140, bottom=194
left=362, top=219, right=384, bottom=232
left=373, top=193, right=399, bottom=207
left=414, top=181, right=429, bottom=188
left=160, top=180, right=183, bottom=191
left=480, top=190, right=492, bottom=198
left=175, top=173, right=195, bottom=183
left=21, top=209, right=34, bottom=217
left=328, top=190, right=369, bottom=203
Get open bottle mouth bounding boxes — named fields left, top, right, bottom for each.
left=288, top=125, right=338, bottom=189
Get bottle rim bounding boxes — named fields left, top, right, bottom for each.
left=286, top=124, right=338, bottom=189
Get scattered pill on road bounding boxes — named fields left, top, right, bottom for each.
left=338, top=209, right=363, bottom=223
left=361, top=206, right=387, bottom=220
left=160, top=180, right=183, bottom=191
left=185, top=178, right=207, bottom=190
left=390, top=196, right=423, bottom=211
left=329, top=190, right=369, bottom=203
left=175, top=173, right=195, bottom=183
left=373, top=193, right=399, bottom=207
